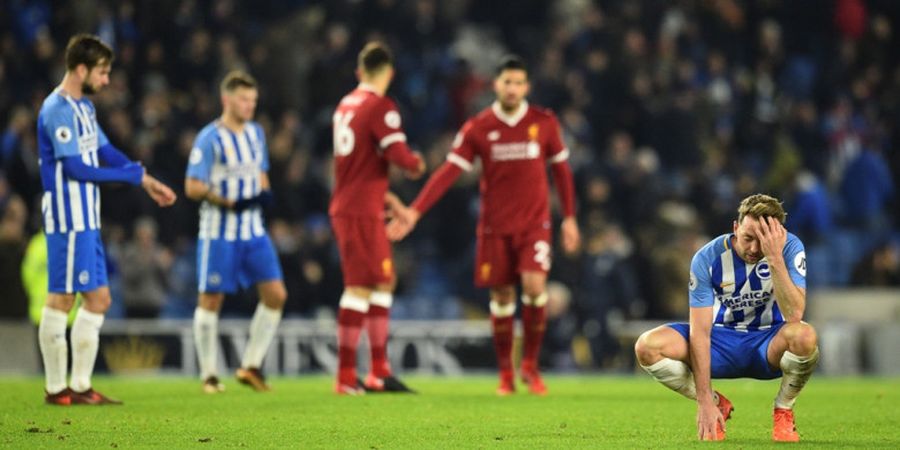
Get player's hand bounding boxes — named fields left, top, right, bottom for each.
left=696, top=399, right=725, bottom=441
left=754, top=216, right=787, bottom=260
left=386, top=208, right=420, bottom=241
left=561, top=216, right=580, bottom=254
left=404, top=152, right=426, bottom=180
left=233, top=190, right=273, bottom=212
left=142, top=174, right=177, bottom=207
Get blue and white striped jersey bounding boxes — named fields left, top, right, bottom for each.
left=689, top=233, right=807, bottom=331
left=37, top=88, right=108, bottom=234
left=186, top=120, right=269, bottom=242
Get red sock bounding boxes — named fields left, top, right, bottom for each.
left=491, top=315, right=515, bottom=376
left=521, top=305, right=547, bottom=369
left=366, top=305, right=391, bottom=378
left=337, top=307, right=366, bottom=386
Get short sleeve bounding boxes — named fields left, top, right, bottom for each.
left=185, top=130, right=215, bottom=183
left=783, top=235, right=807, bottom=289
left=255, top=123, right=269, bottom=171
left=689, top=249, right=715, bottom=308
left=42, top=105, right=80, bottom=159
left=544, top=113, right=569, bottom=164
left=446, top=120, right=476, bottom=172
left=370, top=98, right=407, bottom=152
left=97, top=124, right=110, bottom=148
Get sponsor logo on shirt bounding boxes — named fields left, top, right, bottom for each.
left=211, top=163, right=260, bottom=179
left=490, top=142, right=540, bottom=161
left=78, top=132, right=98, bottom=154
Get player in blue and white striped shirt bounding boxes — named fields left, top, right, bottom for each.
left=38, top=34, right=176, bottom=406
left=185, top=71, right=286, bottom=394
left=635, top=194, right=819, bottom=442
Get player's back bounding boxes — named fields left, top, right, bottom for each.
left=329, top=85, right=397, bottom=218
left=456, top=102, right=567, bottom=235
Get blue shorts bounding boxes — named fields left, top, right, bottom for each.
left=196, top=235, right=283, bottom=294
left=667, top=322, right=784, bottom=380
left=46, top=230, right=108, bottom=294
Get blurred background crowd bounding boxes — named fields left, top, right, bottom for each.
left=1, top=0, right=898, bottom=369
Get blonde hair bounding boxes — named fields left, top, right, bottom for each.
left=737, top=193, right=786, bottom=224
left=220, top=70, right=257, bottom=94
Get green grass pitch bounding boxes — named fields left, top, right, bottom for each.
left=1, top=375, right=897, bottom=448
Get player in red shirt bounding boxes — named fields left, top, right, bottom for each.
left=330, top=42, right=425, bottom=394
left=388, top=56, right=580, bottom=395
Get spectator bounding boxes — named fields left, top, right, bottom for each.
left=119, top=217, right=171, bottom=318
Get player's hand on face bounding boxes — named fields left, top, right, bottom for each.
left=696, top=401, right=725, bottom=441
left=561, top=217, right=580, bottom=254
left=755, top=216, right=786, bottom=259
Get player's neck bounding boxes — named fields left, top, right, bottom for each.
left=59, top=73, right=84, bottom=99
left=220, top=114, right=247, bottom=133
left=358, top=80, right=387, bottom=96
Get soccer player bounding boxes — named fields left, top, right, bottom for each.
left=387, top=55, right=580, bottom=396
left=330, top=42, right=425, bottom=394
left=37, top=34, right=176, bottom=405
left=185, top=71, right=287, bottom=394
left=634, top=194, right=819, bottom=442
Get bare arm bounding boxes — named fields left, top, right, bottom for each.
left=754, top=217, right=806, bottom=322
left=689, top=305, right=724, bottom=440
left=185, top=177, right=233, bottom=208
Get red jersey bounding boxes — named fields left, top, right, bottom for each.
left=446, top=101, right=570, bottom=235
left=329, top=84, right=421, bottom=218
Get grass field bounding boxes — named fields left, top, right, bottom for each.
left=0, top=375, right=897, bottom=448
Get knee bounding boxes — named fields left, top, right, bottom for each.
left=634, top=330, right=662, bottom=365
left=198, top=294, right=224, bottom=312
left=83, top=293, right=111, bottom=314
left=491, top=286, right=516, bottom=305
left=785, top=322, right=818, bottom=355
left=262, top=284, right=287, bottom=310
left=522, top=281, right=544, bottom=299
left=377, top=278, right=397, bottom=293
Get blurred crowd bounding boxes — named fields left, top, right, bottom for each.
left=1, top=0, right=899, bottom=368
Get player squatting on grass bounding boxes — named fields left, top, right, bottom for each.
left=635, top=193, right=819, bottom=442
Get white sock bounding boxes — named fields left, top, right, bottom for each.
left=70, top=308, right=105, bottom=392
left=774, top=348, right=819, bottom=410
left=641, top=358, right=701, bottom=400
left=194, top=307, right=219, bottom=380
left=38, top=307, right=69, bottom=394
left=241, top=303, right=283, bottom=369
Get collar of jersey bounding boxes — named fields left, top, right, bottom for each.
left=357, top=83, right=381, bottom=96
left=491, top=100, right=529, bottom=127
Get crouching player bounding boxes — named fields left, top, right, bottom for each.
left=635, top=194, right=819, bottom=442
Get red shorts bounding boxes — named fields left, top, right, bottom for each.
left=474, top=227, right=552, bottom=288
left=331, top=215, right=394, bottom=286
